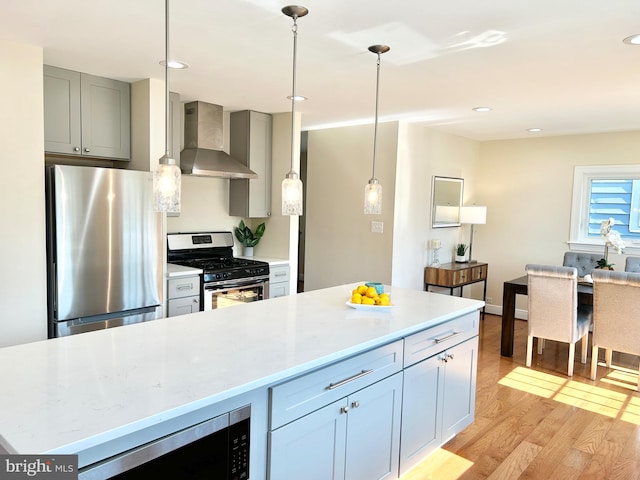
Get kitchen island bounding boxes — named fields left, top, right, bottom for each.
left=0, top=283, right=483, bottom=479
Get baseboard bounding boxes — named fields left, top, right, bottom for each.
left=484, top=303, right=528, bottom=321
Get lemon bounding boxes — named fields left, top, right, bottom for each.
left=362, top=296, right=375, bottom=305
left=365, top=286, right=377, bottom=298
left=357, top=284, right=368, bottom=295
left=351, top=293, right=362, bottom=304
left=379, top=294, right=391, bottom=306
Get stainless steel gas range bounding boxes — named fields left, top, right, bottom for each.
left=167, top=231, right=270, bottom=311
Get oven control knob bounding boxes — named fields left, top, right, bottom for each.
left=216, top=273, right=221, bottom=280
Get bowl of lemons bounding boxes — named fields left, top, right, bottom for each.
left=347, top=283, right=393, bottom=311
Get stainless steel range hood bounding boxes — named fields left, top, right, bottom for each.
left=180, top=101, right=258, bottom=179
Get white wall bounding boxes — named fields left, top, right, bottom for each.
left=392, top=123, right=480, bottom=290
left=305, top=122, right=398, bottom=291
left=476, top=131, right=640, bottom=314
left=0, top=40, right=47, bottom=346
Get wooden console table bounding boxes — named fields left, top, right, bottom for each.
left=424, top=262, right=488, bottom=319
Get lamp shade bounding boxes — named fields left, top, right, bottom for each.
left=459, top=206, right=487, bottom=225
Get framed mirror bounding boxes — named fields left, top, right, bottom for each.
left=431, top=176, right=464, bottom=228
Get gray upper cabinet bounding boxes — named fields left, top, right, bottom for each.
left=44, top=65, right=130, bottom=161
left=229, top=110, right=272, bottom=218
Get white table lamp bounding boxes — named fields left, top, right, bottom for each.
left=459, top=206, right=487, bottom=263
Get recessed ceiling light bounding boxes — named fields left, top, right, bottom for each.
left=472, top=106, right=492, bottom=112
left=623, top=34, right=640, bottom=45
left=287, top=95, right=308, bottom=101
left=159, top=60, right=189, bottom=69
left=527, top=128, right=542, bottom=133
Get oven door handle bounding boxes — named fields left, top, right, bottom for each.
left=204, top=277, right=269, bottom=291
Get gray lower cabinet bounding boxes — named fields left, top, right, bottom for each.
left=266, top=312, right=480, bottom=480
left=167, top=276, right=201, bottom=317
left=399, top=314, right=479, bottom=476
left=269, top=373, right=402, bottom=480
left=268, top=264, right=290, bottom=298
left=44, top=65, right=130, bottom=160
left=268, top=340, right=403, bottom=480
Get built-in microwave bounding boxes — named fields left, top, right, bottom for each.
left=80, top=406, right=250, bottom=480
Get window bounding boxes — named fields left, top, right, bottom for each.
left=569, top=165, right=640, bottom=254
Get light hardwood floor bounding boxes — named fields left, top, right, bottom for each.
left=401, top=314, right=640, bottom=480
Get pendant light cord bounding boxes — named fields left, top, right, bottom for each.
left=371, top=52, right=381, bottom=180
left=164, top=0, right=171, bottom=158
left=289, top=15, right=299, bottom=175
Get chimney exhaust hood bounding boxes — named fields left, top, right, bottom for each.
left=180, top=101, right=258, bottom=179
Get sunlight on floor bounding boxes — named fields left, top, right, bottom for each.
left=498, top=366, right=640, bottom=425
left=400, top=448, right=474, bottom=480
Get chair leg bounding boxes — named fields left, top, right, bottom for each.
left=526, top=335, right=534, bottom=368
left=537, top=338, right=544, bottom=354
left=590, top=345, right=598, bottom=380
left=568, top=343, right=575, bottom=377
left=580, top=334, right=588, bottom=364
left=605, top=349, right=613, bottom=367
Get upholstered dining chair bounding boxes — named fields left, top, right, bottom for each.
left=624, top=256, right=640, bottom=273
left=590, top=269, right=640, bottom=390
left=525, top=264, right=593, bottom=376
left=562, top=251, right=601, bottom=278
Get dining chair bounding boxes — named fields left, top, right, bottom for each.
left=624, top=256, right=640, bottom=273
left=562, top=251, right=601, bottom=278
left=590, top=269, right=640, bottom=390
left=525, top=264, right=593, bottom=376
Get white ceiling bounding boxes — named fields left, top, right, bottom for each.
left=3, top=0, right=640, bottom=141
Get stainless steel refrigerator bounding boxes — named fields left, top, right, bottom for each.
left=45, top=164, right=163, bottom=337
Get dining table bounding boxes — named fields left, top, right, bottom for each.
left=501, top=275, right=593, bottom=357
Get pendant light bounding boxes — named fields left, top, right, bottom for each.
left=281, top=5, right=308, bottom=216
left=153, top=0, right=181, bottom=213
left=364, top=45, right=390, bottom=215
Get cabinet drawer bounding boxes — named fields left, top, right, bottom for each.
left=168, top=296, right=200, bottom=317
left=403, top=312, right=479, bottom=367
left=270, top=340, right=403, bottom=429
left=270, top=264, right=290, bottom=283
left=471, top=265, right=488, bottom=281
left=168, top=276, right=200, bottom=299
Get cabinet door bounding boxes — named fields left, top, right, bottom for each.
left=269, top=282, right=290, bottom=298
left=399, top=354, right=441, bottom=476
left=167, top=296, right=200, bottom=317
left=441, top=336, right=478, bottom=442
left=268, top=399, right=347, bottom=480
left=345, top=373, right=402, bottom=480
left=80, top=73, right=130, bottom=160
left=229, top=110, right=272, bottom=217
left=44, top=66, right=81, bottom=155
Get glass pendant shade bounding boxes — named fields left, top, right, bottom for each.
left=154, top=155, right=181, bottom=212
left=364, top=179, right=382, bottom=214
left=282, top=171, right=303, bottom=216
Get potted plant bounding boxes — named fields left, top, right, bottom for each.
left=595, top=258, right=614, bottom=270
left=455, top=243, right=469, bottom=263
left=234, top=220, right=265, bottom=257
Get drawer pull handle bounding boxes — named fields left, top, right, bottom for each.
left=434, top=331, right=461, bottom=344
left=326, top=369, right=374, bottom=390
left=274, top=271, right=287, bottom=277
left=176, top=284, right=193, bottom=291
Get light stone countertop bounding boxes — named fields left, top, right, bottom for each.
left=166, top=263, right=203, bottom=277
left=0, top=283, right=482, bottom=463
